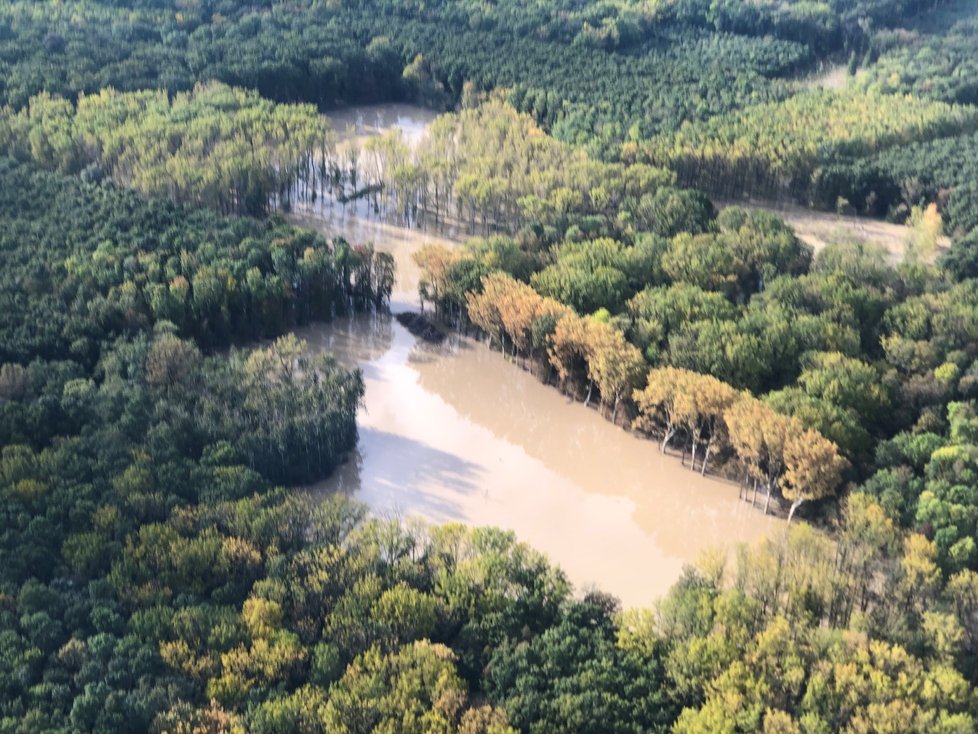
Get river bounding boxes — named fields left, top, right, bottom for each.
left=290, top=104, right=777, bottom=608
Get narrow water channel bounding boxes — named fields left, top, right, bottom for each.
left=291, top=105, right=778, bottom=608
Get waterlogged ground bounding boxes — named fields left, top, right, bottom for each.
left=291, top=104, right=777, bottom=607
left=325, top=103, right=440, bottom=148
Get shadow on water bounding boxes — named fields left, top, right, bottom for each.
left=315, top=427, right=485, bottom=524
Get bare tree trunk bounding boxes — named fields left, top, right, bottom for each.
left=764, top=484, right=772, bottom=515
left=660, top=427, right=676, bottom=453
left=787, top=497, right=804, bottom=524
left=700, top=440, right=713, bottom=476
left=689, top=441, right=698, bottom=472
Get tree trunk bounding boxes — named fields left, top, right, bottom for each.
left=787, top=497, right=804, bottom=525
left=700, top=440, right=713, bottom=476
left=689, top=441, right=697, bottom=472
left=660, top=427, right=676, bottom=453
left=763, top=484, right=772, bottom=515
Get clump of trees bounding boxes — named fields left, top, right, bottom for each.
left=0, top=83, right=330, bottom=215
left=0, top=2, right=412, bottom=111
left=417, top=197, right=978, bottom=537
left=634, top=367, right=847, bottom=519
left=460, top=270, right=850, bottom=518
left=858, top=1, right=978, bottom=107
left=661, top=496, right=977, bottom=732
left=463, top=271, right=646, bottom=423
left=0, top=0, right=812, bottom=153
left=314, top=99, right=687, bottom=240
left=812, top=129, right=978, bottom=245
left=0, top=157, right=392, bottom=365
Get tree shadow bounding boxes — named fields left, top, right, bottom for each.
left=326, top=427, right=486, bottom=523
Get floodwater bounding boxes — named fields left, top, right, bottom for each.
left=292, top=104, right=778, bottom=608
left=325, top=103, right=440, bottom=148
left=291, top=103, right=458, bottom=293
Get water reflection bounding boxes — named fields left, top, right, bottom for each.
left=325, top=104, right=440, bottom=148
left=299, top=310, right=395, bottom=368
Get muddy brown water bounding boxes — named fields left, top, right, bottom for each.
left=291, top=105, right=778, bottom=608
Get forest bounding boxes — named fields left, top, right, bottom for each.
left=3, top=0, right=978, bottom=732
left=0, top=83, right=329, bottom=216
left=0, top=0, right=933, bottom=152
left=635, top=88, right=978, bottom=200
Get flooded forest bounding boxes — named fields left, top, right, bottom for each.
left=289, top=105, right=776, bottom=606
left=3, top=1, right=978, bottom=732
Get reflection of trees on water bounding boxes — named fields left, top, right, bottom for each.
left=297, top=312, right=395, bottom=368
left=405, top=328, right=467, bottom=366
left=325, top=444, right=364, bottom=499
left=414, top=341, right=554, bottom=446
left=348, top=428, right=485, bottom=524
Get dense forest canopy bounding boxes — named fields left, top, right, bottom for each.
left=0, top=0, right=934, bottom=150
left=3, top=0, right=978, bottom=732
left=635, top=88, right=978, bottom=200
left=857, top=0, right=978, bottom=106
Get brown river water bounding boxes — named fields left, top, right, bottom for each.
left=290, top=105, right=778, bottom=608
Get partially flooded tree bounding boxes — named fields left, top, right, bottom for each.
left=727, top=396, right=843, bottom=517
left=633, top=367, right=690, bottom=453
left=548, top=313, right=592, bottom=398
left=585, top=321, right=646, bottom=423
left=782, top=428, right=846, bottom=523
left=725, top=397, right=793, bottom=514
left=414, top=243, right=463, bottom=315
left=633, top=367, right=738, bottom=473
left=466, top=274, right=508, bottom=350
left=681, top=374, right=740, bottom=475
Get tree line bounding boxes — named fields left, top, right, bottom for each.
left=415, top=200, right=978, bottom=527
left=460, top=271, right=846, bottom=519
left=811, top=129, right=978, bottom=248
left=0, top=157, right=392, bottom=366
left=0, top=0, right=828, bottom=155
